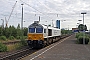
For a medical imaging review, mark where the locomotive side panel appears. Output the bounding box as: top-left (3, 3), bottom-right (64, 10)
top-left (52, 29), bottom-right (61, 36)
top-left (47, 27), bottom-right (61, 37)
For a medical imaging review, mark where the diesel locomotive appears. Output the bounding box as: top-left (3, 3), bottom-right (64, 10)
top-left (27, 21), bottom-right (61, 48)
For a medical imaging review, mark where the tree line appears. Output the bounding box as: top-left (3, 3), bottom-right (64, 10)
top-left (0, 24), bottom-right (28, 40)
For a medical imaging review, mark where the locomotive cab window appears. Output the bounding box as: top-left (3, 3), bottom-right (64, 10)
top-left (36, 28), bottom-right (43, 33)
top-left (29, 28), bottom-right (35, 33)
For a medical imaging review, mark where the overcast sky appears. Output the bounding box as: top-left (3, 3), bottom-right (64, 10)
top-left (0, 0), bottom-right (90, 30)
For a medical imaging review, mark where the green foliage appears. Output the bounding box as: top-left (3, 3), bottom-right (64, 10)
top-left (24, 36), bottom-right (27, 39)
top-left (61, 29), bottom-right (72, 34)
top-left (77, 36), bottom-right (89, 44)
top-left (0, 24), bottom-right (28, 41)
top-left (76, 32), bottom-right (90, 44)
top-left (8, 36), bottom-right (15, 40)
top-left (20, 39), bottom-right (27, 46)
top-left (23, 28), bottom-right (28, 36)
top-left (0, 36), bottom-right (7, 40)
top-left (16, 36), bottom-right (27, 40)
top-left (17, 24), bottom-right (20, 29)
top-left (9, 26), bottom-right (17, 38)
top-left (0, 27), bottom-right (3, 36)
top-left (0, 42), bottom-right (7, 52)
top-left (3, 27), bottom-right (10, 38)
top-left (16, 36), bottom-right (21, 39)
top-left (88, 41), bottom-right (90, 44)
top-left (15, 43), bottom-right (23, 50)
top-left (75, 33), bottom-right (83, 38)
top-left (7, 43), bottom-right (23, 51)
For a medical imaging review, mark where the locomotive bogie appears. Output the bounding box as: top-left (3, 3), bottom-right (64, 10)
top-left (27, 40), bottom-right (44, 48)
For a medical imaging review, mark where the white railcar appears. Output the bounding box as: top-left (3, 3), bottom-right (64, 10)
top-left (42, 25), bottom-right (61, 38)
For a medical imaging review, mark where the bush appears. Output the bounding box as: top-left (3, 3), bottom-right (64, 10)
top-left (8, 36), bottom-right (15, 40)
top-left (0, 36), bottom-right (7, 41)
top-left (77, 36), bottom-right (89, 44)
top-left (75, 33), bottom-right (83, 38)
top-left (20, 39), bottom-right (27, 46)
top-left (24, 36), bottom-right (27, 39)
top-left (16, 36), bottom-right (21, 39)
top-left (0, 42), bottom-right (7, 52)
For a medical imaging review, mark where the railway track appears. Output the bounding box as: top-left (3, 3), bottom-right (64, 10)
top-left (0, 46), bottom-right (39, 60)
top-left (0, 34), bottom-right (72, 60)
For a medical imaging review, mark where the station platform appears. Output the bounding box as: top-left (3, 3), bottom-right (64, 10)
top-left (21, 34), bottom-right (90, 60)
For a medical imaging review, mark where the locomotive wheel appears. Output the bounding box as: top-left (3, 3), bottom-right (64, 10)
top-left (51, 39), bottom-right (53, 43)
top-left (46, 40), bottom-right (49, 46)
top-left (49, 39), bottom-right (52, 44)
top-left (44, 40), bottom-right (47, 47)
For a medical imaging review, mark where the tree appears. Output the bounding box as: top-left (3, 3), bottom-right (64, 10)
top-left (78, 24), bottom-right (87, 31)
top-left (3, 27), bottom-right (10, 38)
top-left (0, 27), bottom-right (2, 36)
top-left (17, 24), bottom-right (21, 36)
top-left (0, 26), bottom-right (4, 36)
top-left (17, 24), bottom-right (20, 29)
top-left (10, 25), bottom-right (17, 38)
top-left (23, 27), bottom-right (28, 36)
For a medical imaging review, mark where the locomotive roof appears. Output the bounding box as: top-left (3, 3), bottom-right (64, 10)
top-left (29, 23), bottom-right (43, 28)
top-left (42, 25), bottom-right (60, 30)
top-left (28, 23), bottom-right (60, 30)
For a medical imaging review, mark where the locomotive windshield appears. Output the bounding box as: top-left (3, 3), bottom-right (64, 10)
top-left (29, 28), bottom-right (35, 33)
top-left (36, 28), bottom-right (43, 33)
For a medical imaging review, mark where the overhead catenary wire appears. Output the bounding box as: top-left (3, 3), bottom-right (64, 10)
top-left (20, 0), bottom-right (81, 17)
top-left (36, 0), bottom-right (53, 13)
top-left (20, 0), bottom-right (42, 14)
top-left (36, 0), bottom-right (60, 21)
top-left (19, 0), bottom-right (74, 26)
top-left (19, 0), bottom-right (88, 24)
top-left (20, 0), bottom-right (55, 21)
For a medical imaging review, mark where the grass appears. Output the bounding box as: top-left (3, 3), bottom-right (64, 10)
top-left (7, 43), bottom-right (23, 51)
top-left (88, 41), bottom-right (90, 45)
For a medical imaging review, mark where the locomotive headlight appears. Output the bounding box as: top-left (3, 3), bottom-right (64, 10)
top-left (28, 36), bottom-right (31, 40)
top-left (39, 37), bottom-right (42, 40)
top-left (28, 40), bottom-right (32, 44)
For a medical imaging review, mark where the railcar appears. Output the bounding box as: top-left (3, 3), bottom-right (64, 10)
top-left (27, 21), bottom-right (61, 48)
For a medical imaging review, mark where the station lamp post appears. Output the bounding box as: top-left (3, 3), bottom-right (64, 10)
top-left (21, 4), bottom-right (24, 30)
top-left (21, 4), bottom-right (24, 40)
top-left (81, 12), bottom-right (87, 45)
